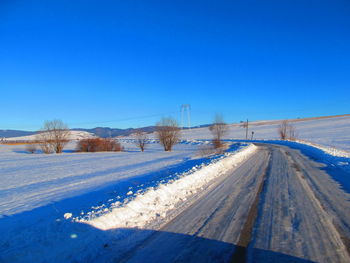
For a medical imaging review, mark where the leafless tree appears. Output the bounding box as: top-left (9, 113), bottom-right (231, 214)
top-left (209, 114), bottom-right (228, 148)
top-left (36, 120), bottom-right (71, 153)
top-left (134, 129), bottom-right (147, 152)
top-left (278, 120), bottom-right (296, 140)
top-left (36, 130), bottom-right (52, 154)
top-left (156, 117), bottom-right (181, 151)
top-left (287, 124), bottom-right (296, 140)
top-left (278, 120), bottom-right (288, 140)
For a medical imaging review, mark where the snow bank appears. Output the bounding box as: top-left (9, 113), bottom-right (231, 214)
top-left (294, 139), bottom-right (350, 158)
top-left (82, 144), bottom-right (257, 230)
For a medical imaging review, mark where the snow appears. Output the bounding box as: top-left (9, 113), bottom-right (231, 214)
top-left (260, 140), bottom-right (350, 193)
top-left (293, 139), bottom-right (350, 158)
top-left (248, 144), bottom-right (350, 263)
top-left (82, 144), bottom-right (257, 231)
top-left (0, 114), bottom-right (350, 262)
top-left (179, 115), bottom-right (350, 152)
top-left (64, 213), bottom-right (73, 219)
top-left (0, 141), bottom-right (253, 262)
top-left (4, 130), bottom-right (95, 141)
top-left (0, 142), bottom-right (200, 216)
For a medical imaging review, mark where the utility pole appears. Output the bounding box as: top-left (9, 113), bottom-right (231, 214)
top-left (181, 104), bottom-right (191, 130)
top-left (245, 119), bottom-right (249, 140)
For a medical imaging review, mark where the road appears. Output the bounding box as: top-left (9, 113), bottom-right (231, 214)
top-left (119, 144), bottom-right (350, 263)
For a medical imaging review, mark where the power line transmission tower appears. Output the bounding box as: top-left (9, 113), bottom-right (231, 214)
top-left (181, 104), bottom-right (191, 130)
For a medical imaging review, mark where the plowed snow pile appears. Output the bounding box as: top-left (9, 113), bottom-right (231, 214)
top-left (82, 144), bottom-right (257, 230)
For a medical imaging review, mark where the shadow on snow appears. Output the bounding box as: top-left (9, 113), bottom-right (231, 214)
top-left (0, 220), bottom-right (316, 263)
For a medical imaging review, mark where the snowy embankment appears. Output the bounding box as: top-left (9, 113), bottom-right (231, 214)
top-left (81, 144), bottom-right (257, 230)
top-left (293, 139), bottom-right (350, 158)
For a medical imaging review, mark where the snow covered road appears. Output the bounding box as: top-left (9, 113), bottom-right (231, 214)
top-left (122, 144), bottom-right (350, 263)
top-left (251, 144), bottom-right (350, 263)
top-left (120, 146), bottom-right (269, 262)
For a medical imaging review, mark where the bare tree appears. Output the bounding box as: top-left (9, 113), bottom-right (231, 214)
top-left (36, 130), bottom-right (52, 154)
top-left (134, 129), bottom-right (147, 152)
top-left (278, 120), bottom-right (296, 140)
top-left (287, 124), bottom-right (296, 140)
top-left (36, 120), bottom-right (71, 153)
top-left (156, 117), bottom-right (181, 151)
top-left (209, 114), bottom-right (228, 148)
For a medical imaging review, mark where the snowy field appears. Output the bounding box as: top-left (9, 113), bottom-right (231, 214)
top-left (0, 140), bottom-right (253, 262)
top-left (4, 130), bottom-right (95, 141)
top-left (0, 141), bottom-right (200, 216)
top-left (0, 114), bottom-right (350, 262)
top-left (181, 115), bottom-right (350, 152)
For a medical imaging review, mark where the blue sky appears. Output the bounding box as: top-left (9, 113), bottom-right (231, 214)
top-left (0, 0), bottom-right (349, 130)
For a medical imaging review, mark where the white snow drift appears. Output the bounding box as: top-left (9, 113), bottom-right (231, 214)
top-left (82, 144), bottom-right (257, 230)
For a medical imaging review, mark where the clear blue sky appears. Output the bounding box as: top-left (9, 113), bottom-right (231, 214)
top-left (0, 0), bottom-right (349, 130)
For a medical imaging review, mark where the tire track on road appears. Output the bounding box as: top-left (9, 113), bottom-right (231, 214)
top-left (230, 151), bottom-right (271, 263)
top-left (286, 151), bottom-right (350, 261)
top-left (250, 144), bottom-right (350, 263)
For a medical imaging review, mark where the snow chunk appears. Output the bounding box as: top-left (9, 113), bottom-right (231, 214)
top-left (64, 213), bottom-right (73, 219)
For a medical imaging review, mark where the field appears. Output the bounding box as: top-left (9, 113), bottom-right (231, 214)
top-left (180, 114), bottom-right (350, 152)
top-left (0, 115), bottom-right (350, 262)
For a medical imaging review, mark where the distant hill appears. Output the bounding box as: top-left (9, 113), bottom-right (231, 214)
top-left (72, 126), bottom-right (158, 138)
top-left (0, 126), bottom-right (159, 138)
top-left (73, 124), bottom-right (212, 138)
top-left (3, 113), bottom-right (347, 139)
top-left (0, 125), bottom-right (208, 139)
top-left (0, 130), bottom-right (36, 138)
top-left (4, 131), bottom-right (94, 141)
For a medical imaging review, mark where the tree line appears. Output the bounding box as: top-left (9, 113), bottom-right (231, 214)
top-left (26, 116), bottom-right (296, 154)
